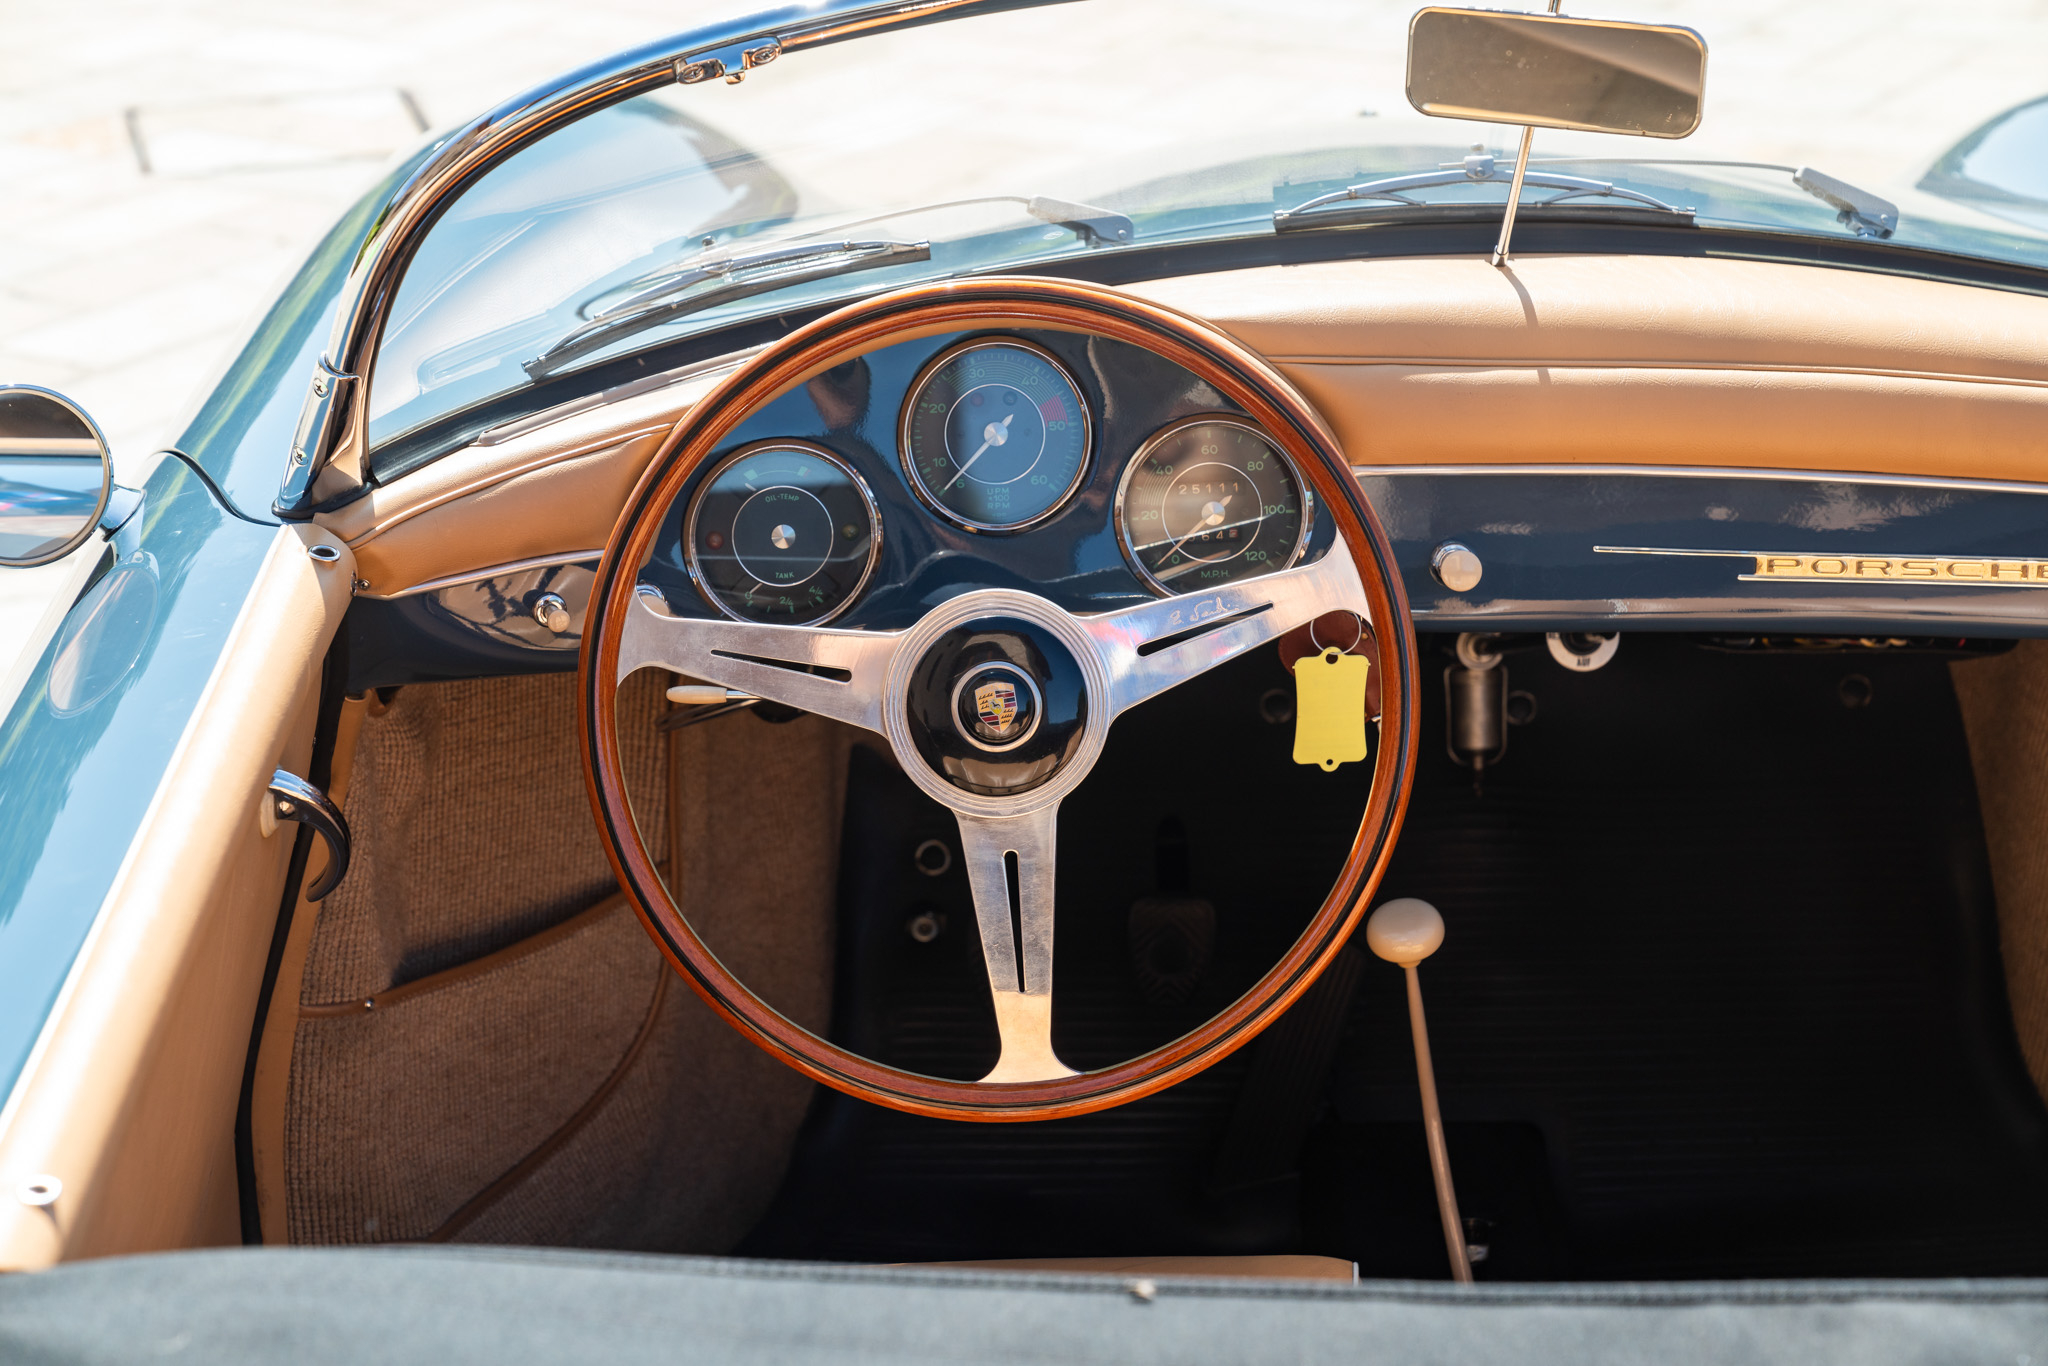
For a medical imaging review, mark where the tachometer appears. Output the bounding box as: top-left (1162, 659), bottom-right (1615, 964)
top-left (899, 338), bottom-right (1091, 531)
top-left (1115, 416), bottom-right (1312, 593)
top-left (685, 442), bottom-right (880, 624)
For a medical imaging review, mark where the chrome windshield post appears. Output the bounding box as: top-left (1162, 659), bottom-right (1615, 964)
top-left (271, 0), bottom-right (1083, 520)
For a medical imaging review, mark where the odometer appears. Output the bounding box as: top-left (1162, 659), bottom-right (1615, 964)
top-left (899, 338), bottom-right (1091, 531)
top-left (685, 442), bottom-right (880, 624)
top-left (1115, 416), bottom-right (1312, 593)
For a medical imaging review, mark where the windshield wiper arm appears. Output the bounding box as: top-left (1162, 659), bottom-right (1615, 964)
top-left (786, 194), bottom-right (1134, 247)
top-left (526, 238), bottom-right (929, 380)
top-left (1791, 167), bottom-right (1898, 238)
top-left (1275, 146), bottom-right (1689, 230)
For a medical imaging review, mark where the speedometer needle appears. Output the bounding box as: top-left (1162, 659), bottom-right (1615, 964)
top-left (1160, 494), bottom-right (1233, 560)
top-left (944, 412), bottom-right (1014, 491)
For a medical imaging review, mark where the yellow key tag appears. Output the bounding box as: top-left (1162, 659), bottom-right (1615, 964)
top-left (1293, 647), bottom-right (1370, 771)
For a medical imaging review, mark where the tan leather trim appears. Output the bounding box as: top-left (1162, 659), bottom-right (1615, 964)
top-left (249, 695), bottom-right (371, 1244)
top-left (317, 358), bottom-right (738, 599)
top-left (906, 1254), bottom-right (1357, 1282)
top-left (1126, 255), bottom-right (2048, 381)
top-left (1282, 363), bottom-right (2048, 480)
top-left (1126, 255), bottom-right (2048, 483)
top-left (331, 426), bottom-right (668, 598)
top-left (0, 525), bottom-right (355, 1270)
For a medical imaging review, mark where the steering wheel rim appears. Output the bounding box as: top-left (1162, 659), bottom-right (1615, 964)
top-left (581, 276), bottom-right (1419, 1121)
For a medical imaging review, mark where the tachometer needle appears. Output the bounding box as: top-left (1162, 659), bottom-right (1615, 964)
top-left (944, 412), bottom-right (1014, 490)
top-left (1160, 494), bottom-right (1233, 560)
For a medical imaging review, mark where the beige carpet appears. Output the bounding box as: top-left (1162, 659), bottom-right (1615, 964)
top-left (284, 670), bottom-right (849, 1250)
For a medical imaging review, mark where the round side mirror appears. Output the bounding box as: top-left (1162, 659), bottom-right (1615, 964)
top-left (0, 386), bottom-right (114, 568)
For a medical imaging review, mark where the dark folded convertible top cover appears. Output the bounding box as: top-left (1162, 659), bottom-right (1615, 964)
top-left (2, 1246), bottom-right (2045, 1365)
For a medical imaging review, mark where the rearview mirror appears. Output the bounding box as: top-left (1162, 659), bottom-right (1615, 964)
top-left (1407, 8), bottom-right (1706, 139)
top-left (0, 386), bottom-right (114, 568)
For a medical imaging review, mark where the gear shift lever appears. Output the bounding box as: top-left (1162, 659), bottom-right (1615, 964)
top-left (1366, 897), bottom-right (1472, 1283)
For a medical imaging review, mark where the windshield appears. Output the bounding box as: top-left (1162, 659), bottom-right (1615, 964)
top-left (368, 0), bottom-right (2048, 457)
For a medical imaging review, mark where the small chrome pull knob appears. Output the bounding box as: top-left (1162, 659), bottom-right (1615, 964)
top-left (533, 592), bottom-right (571, 634)
top-left (1431, 542), bottom-right (1483, 593)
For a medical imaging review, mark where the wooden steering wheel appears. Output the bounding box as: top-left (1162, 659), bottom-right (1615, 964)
top-left (581, 277), bottom-right (1418, 1121)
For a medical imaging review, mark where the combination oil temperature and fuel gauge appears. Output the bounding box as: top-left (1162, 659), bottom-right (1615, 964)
top-left (685, 442), bottom-right (881, 625)
top-left (899, 338), bottom-right (1092, 531)
top-left (1115, 416), bottom-right (1313, 593)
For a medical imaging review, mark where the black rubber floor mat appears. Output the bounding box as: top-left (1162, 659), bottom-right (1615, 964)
top-left (742, 648), bottom-right (1368, 1262)
top-left (743, 635), bottom-right (2048, 1278)
top-left (1311, 635), bottom-right (2048, 1279)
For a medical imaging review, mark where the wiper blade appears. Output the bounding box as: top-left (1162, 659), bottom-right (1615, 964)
top-left (787, 194), bottom-right (1135, 246)
top-left (1791, 167), bottom-right (1898, 238)
top-left (526, 238), bottom-right (929, 380)
top-left (1275, 146), bottom-right (1690, 230)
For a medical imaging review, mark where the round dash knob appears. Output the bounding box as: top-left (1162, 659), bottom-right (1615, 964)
top-left (1366, 897), bottom-right (1445, 967)
top-left (1431, 542), bottom-right (1483, 593)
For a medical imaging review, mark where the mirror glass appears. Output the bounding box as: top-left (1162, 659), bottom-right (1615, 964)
top-left (1407, 8), bottom-right (1706, 139)
top-left (0, 387), bottom-right (113, 567)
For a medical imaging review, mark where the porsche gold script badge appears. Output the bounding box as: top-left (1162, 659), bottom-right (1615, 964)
top-left (1597, 546), bottom-right (2048, 585)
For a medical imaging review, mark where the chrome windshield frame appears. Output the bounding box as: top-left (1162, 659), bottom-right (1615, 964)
top-left (274, 0), bottom-right (1083, 519)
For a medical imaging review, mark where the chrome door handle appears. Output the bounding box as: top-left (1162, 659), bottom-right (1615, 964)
top-left (267, 769), bottom-right (350, 900)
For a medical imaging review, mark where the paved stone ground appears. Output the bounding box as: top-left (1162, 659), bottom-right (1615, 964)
top-left (0, 0), bottom-right (2044, 667)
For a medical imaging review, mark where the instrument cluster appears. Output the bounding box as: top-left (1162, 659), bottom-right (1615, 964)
top-left (678, 332), bottom-right (1318, 627)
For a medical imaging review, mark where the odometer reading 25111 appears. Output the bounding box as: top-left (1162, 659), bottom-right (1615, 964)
top-left (899, 338), bottom-right (1091, 531)
top-left (1115, 416), bottom-right (1313, 594)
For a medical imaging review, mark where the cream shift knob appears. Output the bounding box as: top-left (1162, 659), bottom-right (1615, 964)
top-left (1366, 897), bottom-right (1445, 968)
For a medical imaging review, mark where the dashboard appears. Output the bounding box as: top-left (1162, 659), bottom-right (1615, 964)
top-left (635, 327), bottom-right (1332, 634)
top-left (330, 254), bottom-right (2048, 695)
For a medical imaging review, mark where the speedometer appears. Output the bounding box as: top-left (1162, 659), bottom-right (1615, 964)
top-left (899, 338), bottom-right (1091, 531)
top-left (685, 442), bottom-right (880, 624)
top-left (1115, 416), bottom-right (1312, 593)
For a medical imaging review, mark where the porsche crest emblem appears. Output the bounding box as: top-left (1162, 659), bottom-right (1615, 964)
top-left (975, 680), bottom-right (1019, 733)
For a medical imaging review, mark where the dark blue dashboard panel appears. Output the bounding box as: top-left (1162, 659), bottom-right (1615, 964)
top-left (1369, 467), bottom-right (2048, 637)
top-left (346, 406), bottom-right (2048, 689)
top-left (635, 326), bottom-right (1335, 631)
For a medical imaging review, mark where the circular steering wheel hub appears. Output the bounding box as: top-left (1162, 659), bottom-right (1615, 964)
top-left (905, 619), bottom-right (1084, 797)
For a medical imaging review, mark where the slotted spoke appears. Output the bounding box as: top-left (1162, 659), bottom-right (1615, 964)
top-left (954, 805), bottom-right (1077, 1084)
top-left (616, 590), bottom-right (901, 734)
top-left (1081, 538), bottom-right (1372, 720)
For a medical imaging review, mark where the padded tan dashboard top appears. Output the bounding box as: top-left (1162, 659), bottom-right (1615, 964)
top-left (1125, 254), bottom-right (2048, 479)
top-left (323, 253), bottom-right (2048, 598)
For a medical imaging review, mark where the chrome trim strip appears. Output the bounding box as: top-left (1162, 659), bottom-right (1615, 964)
top-left (475, 348), bottom-right (760, 447)
top-left (1352, 462), bottom-right (2048, 498)
top-left (277, 0), bottom-right (1082, 517)
top-left (358, 549), bottom-right (603, 601)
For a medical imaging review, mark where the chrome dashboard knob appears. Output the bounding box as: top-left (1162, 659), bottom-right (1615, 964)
top-left (533, 592), bottom-right (571, 635)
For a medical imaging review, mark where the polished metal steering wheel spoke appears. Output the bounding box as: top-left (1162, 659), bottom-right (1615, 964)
top-left (953, 804), bottom-right (1078, 1084)
top-left (616, 590), bottom-right (901, 733)
top-left (1081, 538), bottom-right (1373, 721)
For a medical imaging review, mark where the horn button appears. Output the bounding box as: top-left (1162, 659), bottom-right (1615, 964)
top-left (904, 618), bottom-right (1088, 798)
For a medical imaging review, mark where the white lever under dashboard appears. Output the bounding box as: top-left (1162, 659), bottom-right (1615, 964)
top-left (1366, 897), bottom-right (1473, 1284)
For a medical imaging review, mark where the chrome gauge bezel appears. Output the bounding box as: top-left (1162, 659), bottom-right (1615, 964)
top-left (1113, 414), bottom-right (1316, 597)
top-left (682, 438), bottom-right (883, 626)
top-left (897, 336), bottom-right (1094, 534)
